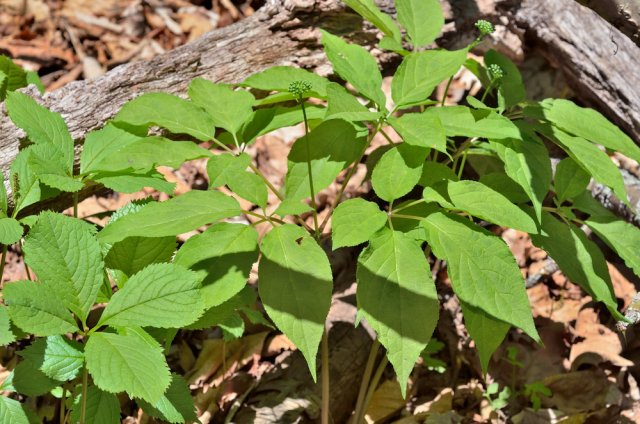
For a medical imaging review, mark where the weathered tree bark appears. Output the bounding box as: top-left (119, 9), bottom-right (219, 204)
top-left (577, 0), bottom-right (640, 45)
top-left (1, 0), bottom-right (639, 217)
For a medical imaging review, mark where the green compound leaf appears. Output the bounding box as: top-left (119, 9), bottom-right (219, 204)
top-left (241, 66), bottom-right (329, 98)
top-left (10, 147), bottom-right (54, 213)
top-left (422, 211), bottom-right (539, 341)
top-left (105, 235), bottom-right (175, 278)
top-left (186, 286), bottom-right (256, 330)
top-left (419, 162), bottom-right (459, 187)
top-left (285, 119), bottom-right (364, 201)
top-left (431, 106), bottom-right (520, 139)
top-left (389, 111), bottom-right (446, 152)
top-left (332, 198), bottom-right (387, 249)
top-left (422, 180), bottom-right (538, 233)
top-left (207, 153), bottom-right (252, 187)
top-left (174, 223), bottom-right (259, 309)
top-left (80, 123), bottom-right (142, 174)
top-left (5, 92), bottom-right (74, 169)
top-left (484, 50), bottom-right (526, 110)
top-left (0, 56), bottom-right (27, 93)
top-left (0, 218), bottom-right (23, 245)
top-left (229, 171), bottom-right (268, 209)
top-left (461, 301), bottom-right (510, 373)
top-left (99, 263), bottom-right (204, 328)
top-left (342, 0), bottom-right (401, 41)
top-left (529, 211), bottom-right (622, 320)
top-left (392, 49), bottom-right (467, 109)
top-left (541, 98), bottom-right (640, 162)
top-left (27, 144), bottom-right (83, 192)
top-left (188, 78), bottom-right (255, 136)
top-left (491, 131), bottom-right (551, 223)
top-left (321, 30), bottom-right (386, 108)
top-left (85, 328), bottom-right (171, 403)
top-left (25, 71), bottom-right (44, 94)
top-left (326, 83), bottom-right (382, 122)
top-left (574, 193), bottom-right (640, 277)
top-left (97, 190), bottom-right (241, 244)
top-left (0, 305), bottom-right (15, 346)
top-left (70, 386), bottom-right (120, 424)
top-left (23, 211), bottom-right (104, 321)
top-left (396, 0), bottom-right (444, 48)
top-left (137, 374), bottom-right (197, 424)
top-left (554, 157), bottom-right (590, 203)
top-left (12, 359), bottom-right (58, 396)
top-left (539, 125), bottom-right (629, 205)
top-left (232, 104), bottom-right (326, 144)
top-left (4, 281), bottom-right (77, 336)
top-left (19, 336), bottom-right (84, 382)
top-left (357, 229), bottom-right (439, 396)
top-left (479, 172), bottom-right (530, 204)
top-left (372, 143), bottom-right (429, 202)
top-left (114, 92), bottom-right (215, 141)
top-left (0, 396), bottom-right (38, 424)
top-left (258, 225), bottom-right (332, 380)
top-left (94, 172), bottom-right (175, 195)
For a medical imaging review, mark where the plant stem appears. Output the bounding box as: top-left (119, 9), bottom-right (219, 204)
top-left (0, 244), bottom-right (7, 281)
top-left (359, 356), bottom-right (389, 422)
top-left (300, 100), bottom-right (320, 239)
top-left (73, 191), bottom-right (79, 218)
top-left (480, 81), bottom-right (496, 104)
top-left (391, 199), bottom-right (426, 214)
top-left (390, 213), bottom-right (428, 221)
top-left (441, 76), bottom-right (454, 106)
top-left (59, 386), bottom-right (67, 424)
top-left (353, 339), bottom-right (380, 423)
top-left (19, 240), bottom-right (32, 281)
top-left (457, 150), bottom-right (468, 178)
top-left (241, 209), bottom-right (284, 226)
top-left (79, 365), bottom-right (88, 424)
top-left (321, 329), bottom-right (330, 424)
top-left (379, 128), bottom-right (397, 145)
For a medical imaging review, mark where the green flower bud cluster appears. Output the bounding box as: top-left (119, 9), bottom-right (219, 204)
top-left (288, 80), bottom-right (312, 97)
top-left (488, 64), bottom-right (504, 80)
top-left (475, 20), bottom-right (495, 37)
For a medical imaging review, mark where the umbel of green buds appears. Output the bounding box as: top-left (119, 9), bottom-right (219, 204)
top-left (475, 20), bottom-right (495, 37)
top-left (488, 64), bottom-right (504, 81)
top-left (288, 80), bottom-right (313, 98)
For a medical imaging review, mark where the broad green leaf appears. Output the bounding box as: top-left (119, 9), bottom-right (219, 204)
top-left (188, 78), bottom-right (254, 136)
top-left (541, 99), bottom-right (640, 162)
top-left (0, 305), bottom-right (15, 346)
top-left (461, 301), bottom-right (510, 372)
top-left (389, 111), bottom-right (446, 152)
top-left (90, 136), bottom-right (211, 173)
top-left (0, 56), bottom-right (27, 93)
top-left (574, 193), bottom-right (640, 277)
top-left (4, 281), bottom-right (77, 336)
top-left (0, 396), bottom-right (37, 424)
top-left (274, 198), bottom-right (313, 216)
top-left (137, 374), bottom-right (197, 424)
top-left (27, 144), bottom-right (82, 192)
top-left (186, 286), bottom-right (256, 330)
top-left (258, 225), bottom-right (332, 378)
top-left (422, 180), bottom-right (537, 232)
top-left (342, 0), bottom-right (401, 41)
top-left (241, 66), bottom-right (329, 98)
top-left (10, 147), bottom-right (55, 213)
top-left (326, 83), bottom-right (382, 122)
top-left (491, 131), bottom-right (551, 222)
top-left (390, 201), bottom-right (437, 241)
top-left (106, 236), bottom-right (175, 277)
top-left (0, 178), bottom-right (7, 213)
top-left (0, 218), bottom-right (22, 244)
top-left (19, 336), bottom-right (83, 381)
top-left (392, 49), bottom-right (467, 109)
top-left (540, 125), bottom-right (628, 205)
top-left (430, 106), bottom-right (520, 139)
top-left (478, 172), bottom-right (530, 204)
top-left (484, 50), bottom-right (526, 109)
top-left (207, 153), bottom-right (252, 187)
top-left (219, 313), bottom-right (245, 340)
top-left (529, 211), bottom-right (622, 319)
top-left (321, 30), bottom-right (386, 108)
top-left (422, 211), bottom-right (539, 340)
top-left (332, 198), bottom-right (387, 249)
top-left (372, 143), bottom-right (429, 201)
top-left (396, 0), bottom-right (444, 48)
top-left (228, 171), bottom-right (268, 208)
top-left (285, 119), bottom-right (364, 201)
top-left (0, 71), bottom-right (6, 99)
top-left (23, 212), bottom-right (103, 321)
top-left (25, 71), bottom-right (44, 94)
top-left (99, 263), bottom-right (204, 328)
top-left (174, 223), bottom-right (259, 308)
top-left (13, 359), bottom-right (58, 396)
top-left (98, 190), bottom-right (241, 244)
top-left (80, 123), bottom-right (142, 174)
top-left (232, 104), bottom-right (326, 144)
top-left (357, 229), bottom-right (438, 395)
top-left (554, 157), bottom-right (590, 203)
top-left (85, 329), bottom-right (171, 403)
top-left (114, 92), bottom-right (215, 141)
top-left (418, 162), bottom-right (459, 187)
top-left (70, 386), bottom-right (120, 424)
top-left (379, 36), bottom-right (410, 55)
top-left (5, 92), bottom-right (74, 168)
top-left (94, 172), bottom-right (175, 195)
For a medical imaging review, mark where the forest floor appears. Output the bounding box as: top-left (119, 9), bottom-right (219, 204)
top-left (1, 1), bottom-right (640, 423)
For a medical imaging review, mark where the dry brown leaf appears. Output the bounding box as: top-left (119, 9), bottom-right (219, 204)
top-left (541, 370), bottom-right (621, 413)
top-left (262, 334), bottom-right (296, 357)
top-left (364, 379), bottom-right (405, 424)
